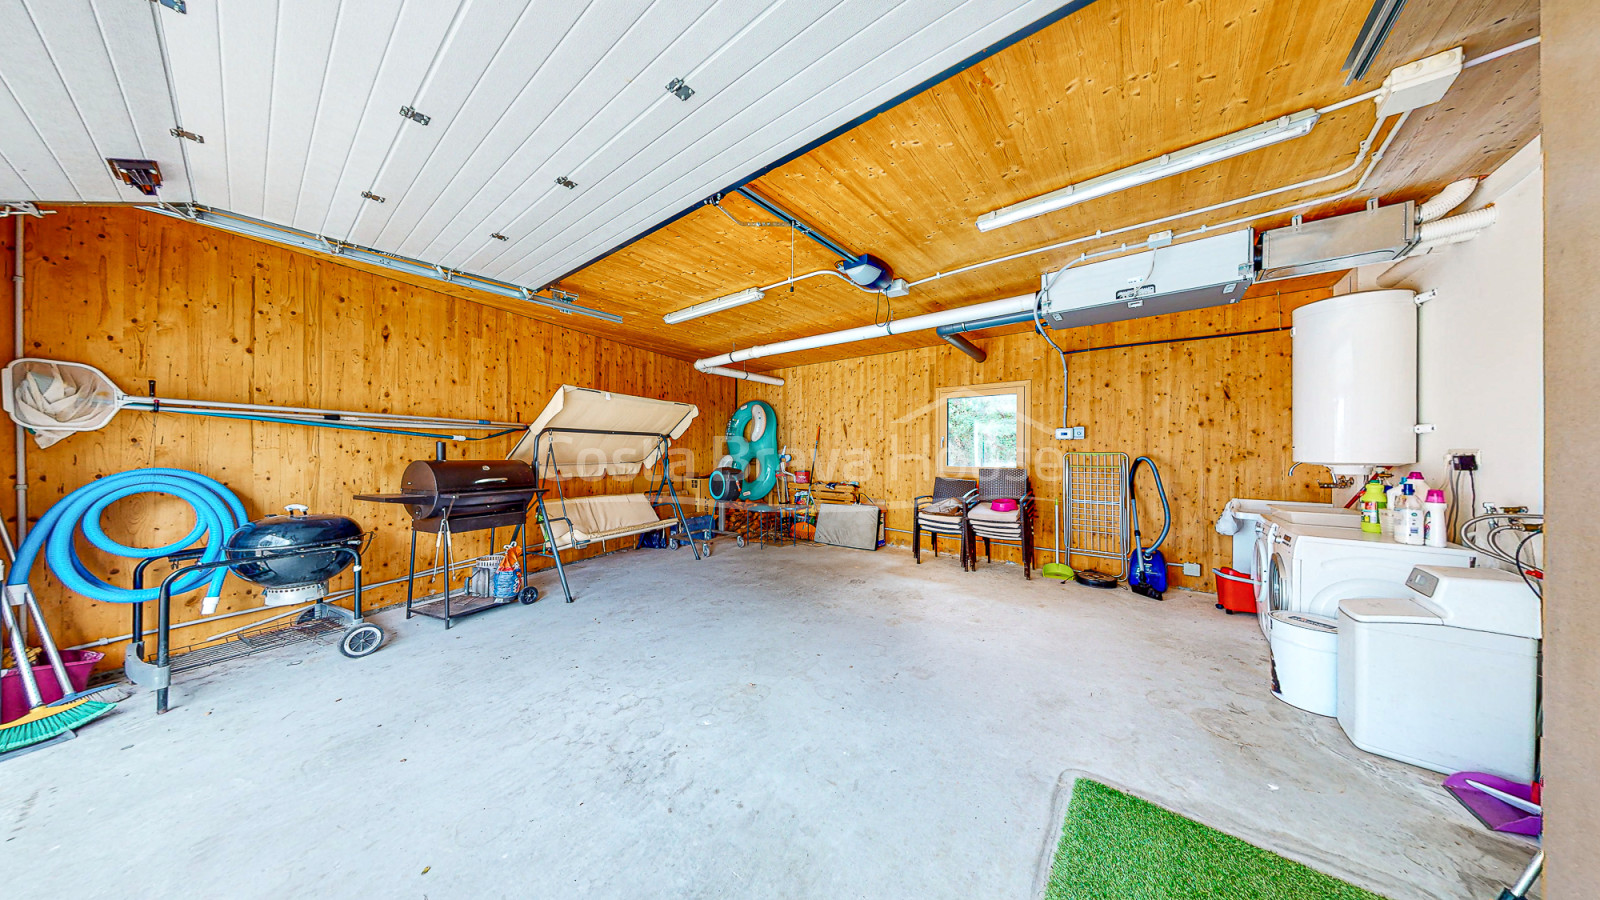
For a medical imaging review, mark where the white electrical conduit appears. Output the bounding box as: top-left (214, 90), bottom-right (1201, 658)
top-left (697, 365), bottom-right (785, 386)
top-left (693, 108), bottom-right (1412, 378)
top-left (695, 292), bottom-right (1040, 377)
top-left (908, 115), bottom-right (1387, 291)
top-left (689, 36), bottom-right (1538, 381)
top-left (903, 38), bottom-right (1536, 294)
top-left (1418, 178), bottom-right (1479, 222)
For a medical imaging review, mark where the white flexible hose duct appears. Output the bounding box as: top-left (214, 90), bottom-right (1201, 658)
top-left (1418, 206), bottom-right (1498, 243)
top-left (1406, 230), bottom-right (1485, 258)
top-left (1417, 178), bottom-right (1478, 223)
top-left (694, 292), bottom-right (1039, 375)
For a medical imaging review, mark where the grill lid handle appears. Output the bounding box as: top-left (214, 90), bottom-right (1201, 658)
top-left (285, 504), bottom-right (309, 517)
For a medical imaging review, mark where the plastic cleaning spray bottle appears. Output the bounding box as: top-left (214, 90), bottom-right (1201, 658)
top-left (1397, 483), bottom-right (1424, 545)
top-left (1424, 488), bottom-right (1448, 547)
top-left (1360, 480), bottom-right (1386, 534)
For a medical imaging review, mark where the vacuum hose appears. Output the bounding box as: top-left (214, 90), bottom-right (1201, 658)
top-left (6, 468), bottom-right (248, 615)
top-left (1129, 455), bottom-right (1170, 560)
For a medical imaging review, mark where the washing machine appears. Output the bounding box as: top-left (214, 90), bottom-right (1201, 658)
top-left (1253, 513), bottom-right (1476, 638)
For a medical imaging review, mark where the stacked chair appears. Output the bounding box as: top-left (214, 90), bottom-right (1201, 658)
top-left (912, 477), bottom-right (978, 570)
top-left (965, 467), bottom-right (1036, 579)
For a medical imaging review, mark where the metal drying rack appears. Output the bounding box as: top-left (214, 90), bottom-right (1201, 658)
top-left (1062, 451), bottom-right (1129, 579)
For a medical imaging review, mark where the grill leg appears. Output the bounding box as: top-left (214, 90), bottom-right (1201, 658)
top-left (405, 530), bottom-right (417, 619)
top-left (442, 529), bottom-right (453, 629)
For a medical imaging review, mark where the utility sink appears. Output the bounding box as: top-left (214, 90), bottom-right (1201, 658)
top-left (1267, 503), bottom-right (1362, 528)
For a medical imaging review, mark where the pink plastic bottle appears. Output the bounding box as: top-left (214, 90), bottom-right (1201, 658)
top-left (1424, 489), bottom-right (1448, 547)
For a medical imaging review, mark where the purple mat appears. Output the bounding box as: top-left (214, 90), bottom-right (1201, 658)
top-left (1443, 772), bottom-right (1541, 836)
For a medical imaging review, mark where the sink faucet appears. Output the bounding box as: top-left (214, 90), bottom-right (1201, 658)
top-left (1287, 461), bottom-right (1354, 490)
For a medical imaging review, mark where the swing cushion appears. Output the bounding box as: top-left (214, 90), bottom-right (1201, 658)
top-left (545, 493), bottom-right (674, 550)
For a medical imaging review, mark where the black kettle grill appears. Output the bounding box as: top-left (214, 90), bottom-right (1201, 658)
top-left (224, 504), bottom-right (365, 606)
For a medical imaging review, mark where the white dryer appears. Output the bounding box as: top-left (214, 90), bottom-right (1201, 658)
top-left (1253, 513), bottom-right (1476, 637)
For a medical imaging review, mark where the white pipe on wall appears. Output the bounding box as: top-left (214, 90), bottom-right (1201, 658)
top-left (12, 216), bottom-right (25, 547)
top-left (695, 365), bottom-right (785, 386)
top-left (693, 292), bottom-right (1039, 372)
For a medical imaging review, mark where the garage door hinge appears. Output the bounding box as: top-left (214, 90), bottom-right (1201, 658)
top-left (152, 0), bottom-right (186, 13)
top-left (399, 106), bottom-right (431, 126)
top-left (170, 127), bottom-right (204, 143)
top-left (360, 191), bottom-right (386, 203)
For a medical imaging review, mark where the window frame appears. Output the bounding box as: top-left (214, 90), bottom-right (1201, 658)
top-left (934, 380), bottom-right (1031, 478)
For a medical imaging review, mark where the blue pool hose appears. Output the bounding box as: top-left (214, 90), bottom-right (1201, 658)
top-left (6, 468), bottom-right (248, 607)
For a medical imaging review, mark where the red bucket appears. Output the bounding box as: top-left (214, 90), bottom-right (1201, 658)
top-left (1215, 567), bottom-right (1258, 615)
top-left (1, 649), bottom-right (104, 723)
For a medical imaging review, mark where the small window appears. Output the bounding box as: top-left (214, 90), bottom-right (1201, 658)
top-left (935, 380), bottom-right (1030, 476)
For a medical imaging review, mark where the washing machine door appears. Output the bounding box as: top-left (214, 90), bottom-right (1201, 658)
top-left (1253, 522), bottom-right (1277, 637)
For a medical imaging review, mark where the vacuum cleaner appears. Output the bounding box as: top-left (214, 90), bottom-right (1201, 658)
top-left (1127, 455), bottom-right (1171, 600)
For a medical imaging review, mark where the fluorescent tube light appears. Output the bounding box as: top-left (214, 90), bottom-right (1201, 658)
top-left (663, 287), bottom-right (765, 324)
top-left (976, 109), bottom-right (1321, 232)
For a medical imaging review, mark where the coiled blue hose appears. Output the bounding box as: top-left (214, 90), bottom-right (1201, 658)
top-left (6, 468), bottom-right (248, 606)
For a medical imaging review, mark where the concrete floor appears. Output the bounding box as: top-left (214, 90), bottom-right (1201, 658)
top-left (1, 544), bottom-right (1537, 898)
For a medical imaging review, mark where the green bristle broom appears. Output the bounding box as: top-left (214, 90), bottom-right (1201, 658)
top-left (0, 561), bottom-right (115, 755)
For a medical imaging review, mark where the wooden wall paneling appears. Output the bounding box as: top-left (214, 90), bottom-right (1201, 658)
top-left (752, 289), bottom-right (1330, 591)
top-left (18, 208), bottom-right (734, 666)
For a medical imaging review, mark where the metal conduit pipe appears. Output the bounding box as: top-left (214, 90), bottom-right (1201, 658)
top-left (732, 187), bottom-right (859, 264)
top-left (12, 216), bottom-right (25, 548)
top-left (936, 310), bottom-right (1042, 336)
top-left (940, 332), bottom-right (987, 362)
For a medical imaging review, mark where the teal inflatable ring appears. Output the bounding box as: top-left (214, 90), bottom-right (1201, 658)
top-left (715, 400), bottom-right (780, 502)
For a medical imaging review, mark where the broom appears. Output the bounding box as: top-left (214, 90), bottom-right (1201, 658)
top-left (0, 563), bottom-right (115, 754)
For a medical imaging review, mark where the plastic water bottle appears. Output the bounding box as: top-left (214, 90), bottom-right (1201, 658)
top-left (1424, 489), bottom-right (1448, 547)
top-left (1397, 484), bottom-right (1424, 545)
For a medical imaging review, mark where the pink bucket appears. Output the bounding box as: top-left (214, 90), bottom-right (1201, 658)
top-left (1, 649), bottom-right (104, 723)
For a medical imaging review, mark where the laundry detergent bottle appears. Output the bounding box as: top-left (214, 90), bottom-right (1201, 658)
top-left (1397, 483), bottom-right (1424, 545)
top-left (1424, 488), bottom-right (1448, 547)
top-left (1360, 480), bottom-right (1386, 534)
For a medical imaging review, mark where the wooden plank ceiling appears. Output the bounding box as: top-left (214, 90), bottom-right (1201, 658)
top-left (560, 0), bottom-right (1540, 370)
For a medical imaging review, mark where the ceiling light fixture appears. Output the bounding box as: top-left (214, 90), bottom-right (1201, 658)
top-left (663, 287), bottom-right (764, 324)
top-left (976, 109), bottom-right (1321, 232)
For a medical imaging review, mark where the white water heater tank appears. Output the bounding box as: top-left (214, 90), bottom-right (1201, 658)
top-left (1293, 290), bottom-right (1417, 474)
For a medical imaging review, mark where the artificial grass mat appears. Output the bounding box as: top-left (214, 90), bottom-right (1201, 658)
top-left (1044, 779), bottom-right (1390, 900)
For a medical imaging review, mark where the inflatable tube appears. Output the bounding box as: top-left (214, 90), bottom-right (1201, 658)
top-left (718, 400), bottom-right (780, 501)
top-left (7, 468), bottom-right (248, 614)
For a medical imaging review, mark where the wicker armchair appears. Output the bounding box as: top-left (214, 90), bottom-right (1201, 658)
top-left (965, 468), bottom-right (1036, 579)
top-left (912, 477), bottom-right (978, 570)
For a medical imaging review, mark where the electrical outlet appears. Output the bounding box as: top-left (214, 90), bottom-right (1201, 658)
top-left (1055, 426), bottom-right (1086, 440)
top-left (1447, 449), bottom-right (1480, 471)
top-left (1182, 562), bottom-right (1201, 577)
